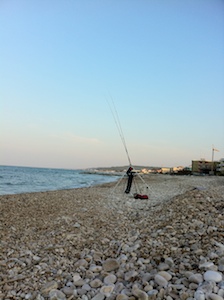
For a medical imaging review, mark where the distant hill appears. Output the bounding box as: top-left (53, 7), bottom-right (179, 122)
top-left (93, 165), bottom-right (162, 171)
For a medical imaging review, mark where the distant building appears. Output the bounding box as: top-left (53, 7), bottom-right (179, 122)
top-left (160, 167), bottom-right (171, 174)
top-left (192, 159), bottom-right (218, 175)
top-left (141, 168), bottom-right (151, 174)
top-left (171, 166), bottom-right (184, 173)
top-left (216, 158), bottom-right (224, 175)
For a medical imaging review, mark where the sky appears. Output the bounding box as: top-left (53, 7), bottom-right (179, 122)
top-left (1, 0), bottom-right (224, 169)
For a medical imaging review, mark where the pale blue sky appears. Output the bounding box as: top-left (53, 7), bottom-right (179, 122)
top-left (1, 0), bottom-right (224, 169)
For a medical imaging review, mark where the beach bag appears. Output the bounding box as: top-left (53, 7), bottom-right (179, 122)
top-left (134, 194), bottom-right (148, 200)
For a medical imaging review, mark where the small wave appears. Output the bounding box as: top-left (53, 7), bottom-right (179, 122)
top-left (0, 166), bottom-right (119, 195)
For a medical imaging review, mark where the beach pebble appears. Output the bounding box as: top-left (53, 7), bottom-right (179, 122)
top-left (90, 264), bottom-right (103, 272)
top-left (41, 281), bottom-right (58, 296)
top-left (93, 251), bottom-right (103, 261)
top-left (194, 290), bottom-right (205, 300)
top-left (77, 288), bottom-right (88, 296)
top-left (86, 270), bottom-right (95, 278)
top-left (49, 289), bottom-right (66, 300)
top-left (208, 294), bottom-right (223, 300)
top-left (100, 284), bottom-right (115, 297)
top-left (116, 294), bottom-right (129, 300)
top-left (204, 271), bottom-right (222, 282)
top-left (2, 174), bottom-right (224, 300)
top-left (103, 258), bottom-right (119, 271)
top-left (73, 279), bottom-right (85, 286)
top-left (147, 289), bottom-right (158, 299)
top-left (90, 279), bottom-right (103, 288)
top-left (36, 295), bottom-right (44, 300)
top-left (158, 271), bottom-right (172, 281)
top-left (25, 293), bottom-right (32, 299)
top-left (142, 272), bottom-right (153, 283)
top-left (189, 273), bottom-right (203, 284)
top-left (33, 255), bottom-right (41, 262)
top-left (218, 258), bottom-right (224, 272)
top-left (61, 286), bottom-right (74, 296)
top-left (104, 274), bottom-right (117, 284)
top-left (165, 257), bottom-right (174, 267)
top-left (75, 259), bottom-right (88, 268)
top-left (197, 281), bottom-right (214, 294)
top-left (114, 282), bottom-right (125, 294)
top-left (158, 263), bottom-right (169, 271)
top-left (73, 273), bottom-right (81, 282)
top-left (218, 289), bottom-right (224, 297)
top-left (82, 283), bottom-right (91, 292)
top-left (119, 254), bottom-right (128, 263)
top-left (154, 274), bottom-right (168, 287)
top-left (91, 293), bottom-right (105, 300)
top-left (132, 284), bottom-right (148, 300)
top-left (199, 262), bottom-right (215, 270)
top-left (124, 270), bottom-right (138, 281)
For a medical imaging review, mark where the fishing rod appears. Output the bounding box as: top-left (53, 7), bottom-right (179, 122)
top-left (106, 96), bottom-right (132, 166)
top-left (106, 95), bottom-right (149, 198)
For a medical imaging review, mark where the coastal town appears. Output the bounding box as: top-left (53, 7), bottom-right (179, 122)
top-left (86, 157), bottom-right (224, 176)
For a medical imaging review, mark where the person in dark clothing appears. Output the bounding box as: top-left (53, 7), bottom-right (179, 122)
top-left (125, 167), bottom-right (134, 193)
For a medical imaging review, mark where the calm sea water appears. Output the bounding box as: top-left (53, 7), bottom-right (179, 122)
top-left (0, 165), bottom-right (119, 195)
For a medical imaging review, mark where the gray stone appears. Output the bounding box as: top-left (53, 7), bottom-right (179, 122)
top-left (104, 274), bottom-right (117, 284)
top-left (41, 281), bottom-right (58, 297)
top-left (189, 273), bottom-right (203, 284)
top-left (197, 281), bottom-right (214, 294)
top-left (204, 271), bottom-right (222, 282)
top-left (208, 294), bottom-right (223, 300)
top-left (61, 286), bottom-right (74, 296)
top-left (73, 279), bottom-right (85, 286)
top-left (132, 284), bottom-right (148, 300)
top-left (73, 273), bottom-right (81, 282)
top-left (82, 283), bottom-right (91, 291)
top-left (91, 292), bottom-right (105, 300)
top-left (90, 279), bottom-right (103, 288)
top-left (158, 263), bottom-right (169, 271)
top-left (77, 288), bottom-right (87, 296)
top-left (90, 264), bottom-right (103, 272)
top-left (158, 271), bottom-right (172, 281)
top-left (154, 274), bottom-right (168, 287)
top-left (124, 270), bottom-right (138, 281)
top-left (75, 259), bottom-right (88, 268)
top-left (147, 289), bottom-right (158, 300)
top-left (194, 290), bottom-right (205, 300)
top-left (218, 258), bottom-right (224, 272)
top-left (49, 289), bottom-right (66, 300)
top-left (116, 295), bottom-right (129, 300)
top-left (103, 259), bottom-right (119, 272)
top-left (100, 285), bottom-right (115, 297)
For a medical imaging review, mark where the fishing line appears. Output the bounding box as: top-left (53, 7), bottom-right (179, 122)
top-left (106, 94), bottom-right (150, 197)
top-left (106, 99), bottom-right (125, 152)
top-left (106, 95), bottom-right (132, 166)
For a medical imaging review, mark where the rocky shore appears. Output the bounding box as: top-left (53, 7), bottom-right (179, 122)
top-left (0, 174), bottom-right (224, 300)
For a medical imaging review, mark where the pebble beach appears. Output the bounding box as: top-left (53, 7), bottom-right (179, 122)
top-left (0, 174), bottom-right (224, 300)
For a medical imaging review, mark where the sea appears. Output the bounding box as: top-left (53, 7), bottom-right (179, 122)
top-left (0, 165), bottom-right (120, 195)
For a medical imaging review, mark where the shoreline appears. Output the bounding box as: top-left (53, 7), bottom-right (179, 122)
top-left (1, 174), bottom-right (224, 299)
top-left (0, 169), bottom-right (121, 196)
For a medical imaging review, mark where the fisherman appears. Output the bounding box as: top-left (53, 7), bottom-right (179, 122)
top-left (125, 166), bottom-right (134, 193)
